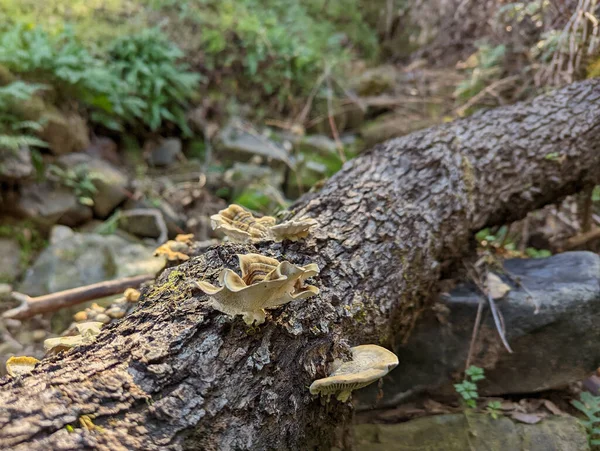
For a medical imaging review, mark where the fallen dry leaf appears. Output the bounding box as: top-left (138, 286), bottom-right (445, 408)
top-left (542, 399), bottom-right (564, 415)
top-left (511, 412), bottom-right (545, 424)
top-left (487, 272), bottom-right (511, 300)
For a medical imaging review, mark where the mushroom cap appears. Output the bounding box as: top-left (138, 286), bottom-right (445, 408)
top-left (5, 356), bottom-right (40, 377)
top-left (309, 345), bottom-right (398, 400)
top-left (211, 204), bottom-right (317, 243)
top-left (44, 335), bottom-right (88, 353)
top-left (211, 204), bottom-right (275, 242)
top-left (195, 253), bottom-right (319, 325)
top-left (43, 322), bottom-right (103, 354)
top-left (75, 321), bottom-right (104, 337)
top-left (154, 241), bottom-right (190, 261)
top-left (175, 233), bottom-right (195, 244)
top-left (270, 217), bottom-right (318, 241)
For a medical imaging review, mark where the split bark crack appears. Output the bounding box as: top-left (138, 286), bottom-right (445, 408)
top-left (1, 79), bottom-right (599, 451)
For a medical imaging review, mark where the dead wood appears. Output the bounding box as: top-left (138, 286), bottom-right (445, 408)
top-left (2, 274), bottom-right (154, 321)
top-left (0, 79), bottom-right (599, 451)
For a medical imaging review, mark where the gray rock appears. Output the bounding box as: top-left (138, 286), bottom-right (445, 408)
top-left (215, 118), bottom-right (290, 165)
top-left (0, 146), bottom-right (33, 181)
top-left (118, 208), bottom-right (168, 242)
top-left (353, 414), bottom-right (589, 451)
top-left (0, 239), bottom-right (21, 283)
top-left (57, 153), bottom-right (129, 218)
top-left (0, 283), bottom-right (12, 306)
top-left (18, 226), bottom-right (165, 296)
top-left (358, 251), bottom-right (600, 406)
top-left (49, 225), bottom-right (75, 245)
top-left (279, 133), bottom-right (338, 157)
top-left (0, 283), bottom-right (12, 296)
top-left (40, 110), bottom-right (90, 155)
top-left (16, 182), bottom-right (93, 227)
top-left (350, 65), bottom-right (397, 96)
top-left (146, 138), bottom-right (182, 167)
top-left (121, 198), bottom-right (186, 239)
top-left (85, 136), bottom-right (120, 166)
top-left (223, 162), bottom-right (285, 198)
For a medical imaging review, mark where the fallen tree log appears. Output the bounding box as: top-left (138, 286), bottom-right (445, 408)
top-left (0, 80), bottom-right (599, 451)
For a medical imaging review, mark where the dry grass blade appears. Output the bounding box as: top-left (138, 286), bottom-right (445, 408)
top-left (465, 264), bottom-right (514, 364)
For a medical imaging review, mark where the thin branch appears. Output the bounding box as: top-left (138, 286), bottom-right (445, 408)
top-left (579, 185), bottom-right (594, 233)
top-left (466, 264), bottom-right (514, 356)
top-left (465, 299), bottom-right (484, 371)
top-left (2, 274), bottom-right (154, 320)
top-left (487, 293), bottom-right (514, 353)
top-left (519, 215), bottom-right (530, 253)
top-left (455, 76), bottom-right (520, 117)
top-left (562, 227), bottom-right (600, 250)
top-left (295, 69), bottom-right (329, 126)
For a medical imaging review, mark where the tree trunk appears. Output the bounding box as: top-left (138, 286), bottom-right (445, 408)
top-left (1, 80), bottom-right (599, 451)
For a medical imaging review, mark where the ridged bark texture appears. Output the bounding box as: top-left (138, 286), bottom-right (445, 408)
top-left (1, 80), bottom-right (599, 450)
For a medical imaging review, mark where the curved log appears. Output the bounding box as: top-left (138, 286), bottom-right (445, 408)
top-left (1, 79), bottom-right (599, 450)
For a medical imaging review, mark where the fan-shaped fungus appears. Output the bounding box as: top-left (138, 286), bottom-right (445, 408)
top-left (44, 321), bottom-right (104, 353)
top-left (5, 356), bottom-right (40, 377)
top-left (210, 204), bottom-right (317, 243)
top-left (195, 253), bottom-right (319, 325)
top-left (309, 345), bottom-right (399, 402)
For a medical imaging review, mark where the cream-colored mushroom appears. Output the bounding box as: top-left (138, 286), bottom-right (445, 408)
top-left (5, 356), bottom-right (40, 377)
top-left (309, 345), bottom-right (399, 402)
top-left (154, 240), bottom-right (190, 261)
top-left (211, 204), bottom-right (275, 243)
top-left (44, 321), bottom-right (104, 353)
top-left (195, 253), bottom-right (319, 325)
top-left (210, 204), bottom-right (317, 243)
top-left (270, 218), bottom-right (318, 242)
top-left (75, 321), bottom-right (104, 337)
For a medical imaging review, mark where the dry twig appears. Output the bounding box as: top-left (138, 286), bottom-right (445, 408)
top-left (2, 274), bottom-right (154, 320)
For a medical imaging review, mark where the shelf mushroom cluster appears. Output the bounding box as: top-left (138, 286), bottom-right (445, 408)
top-left (310, 345), bottom-right (399, 402)
top-left (204, 204), bottom-right (400, 402)
top-left (211, 204), bottom-right (317, 243)
top-left (195, 253), bottom-right (319, 325)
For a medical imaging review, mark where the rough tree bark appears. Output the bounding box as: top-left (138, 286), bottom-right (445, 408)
top-left (1, 80), bottom-right (599, 451)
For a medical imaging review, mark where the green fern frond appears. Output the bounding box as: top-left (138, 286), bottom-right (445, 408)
top-left (10, 120), bottom-right (44, 132)
top-left (0, 134), bottom-right (47, 150)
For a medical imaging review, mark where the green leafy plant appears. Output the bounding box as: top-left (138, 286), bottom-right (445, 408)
top-left (0, 24), bottom-right (199, 134)
top-left (146, 0), bottom-right (377, 115)
top-left (93, 210), bottom-right (121, 235)
top-left (455, 366), bottom-right (503, 419)
top-left (105, 28), bottom-right (201, 135)
top-left (455, 365), bottom-right (485, 408)
top-left (592, 186), bottom-right (600, 202)
top-left (572, 391), bottom-right (600, 447)
top-left (47, 164), bottom-right (98, 206)
top-left (0, 221), bottom-right (47, 272)
top-left (486, 400), bottom-right (502, 419)
top-left (0, 24), bottom-right (119, 101)
top-left (0, 80), bottom-right (47, 151)
top-left (475, 226), bottom-right (551, 258)
top-left (525, 247), bottom-right (552, 259)
top-left (455, 42), bottom-right (506, 102)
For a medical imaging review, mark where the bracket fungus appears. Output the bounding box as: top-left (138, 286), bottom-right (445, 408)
top-left (44, 321), bottom-right (104, 354)
top-left (195, 253), bottom-right (319, 325)
top-left (211, 204), bottom-right (317, 243)
top-left (5, 356), bottom-right (40, 377)
top-left (309, 345), bottom-right (399, 402)
top-left (154, 239), bottom-right (191, 262)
